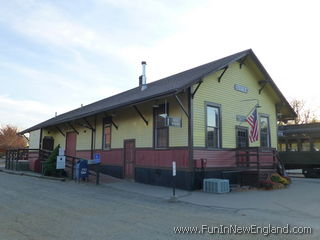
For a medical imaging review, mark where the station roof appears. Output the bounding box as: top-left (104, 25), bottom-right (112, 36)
top-left (20, 49), bottom-right (296, 134)
top-left (279, 123), bottom-right (320, 136)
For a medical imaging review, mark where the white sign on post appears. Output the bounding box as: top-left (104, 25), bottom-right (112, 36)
top-left (56, 156), bottom-right (66, 169)
top-left (58, 147), bottom-right (65, 156)
top-left (172, 161), bottom-right (176, 176)
top-left (56, 147), bottom-right (66, 169)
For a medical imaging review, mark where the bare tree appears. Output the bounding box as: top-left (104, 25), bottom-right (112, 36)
top-left (0, 125), bottom-right (27, 150)
top-left (291, 99), bottom-right (304, 124)
top-left (289, 99), bottom-right (318, 124)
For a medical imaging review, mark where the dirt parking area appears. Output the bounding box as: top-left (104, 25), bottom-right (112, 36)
top-left (0, 172), bottom-right (319, 240)
top-left (0, 157), bottom-right (5, 168)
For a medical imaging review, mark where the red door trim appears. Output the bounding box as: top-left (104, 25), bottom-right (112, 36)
top-left (123, 139), bottom-right (136, 179)
top-left (65, 132), bottom-right (77, 157)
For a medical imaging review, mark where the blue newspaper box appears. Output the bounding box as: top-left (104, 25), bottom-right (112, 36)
top-left (75, 159), bottom-right (89, 181)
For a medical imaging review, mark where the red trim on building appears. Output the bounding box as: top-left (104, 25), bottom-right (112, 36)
top-left (76, 151), bottom-right (91, 160)
top-left (135, 148), bottom-right (189, 168)
top-left (95, 149), bottom-right (123, 166)
top-left (194, 148), bottom-right (276, 169)
top-left (76, 149), bottom-right (123, 166)
top-left (194, 149), bottom-right (237, 168)
top-left (76, 148), bottom-right (189, 168)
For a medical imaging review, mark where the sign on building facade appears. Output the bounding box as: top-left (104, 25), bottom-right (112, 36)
top-left (166, 117), bottom-right (182, 128)
top-left (234, 84), bottom-right (248, 93)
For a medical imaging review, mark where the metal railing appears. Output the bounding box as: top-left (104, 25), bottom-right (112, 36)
top-left (5, 148), bottom-right (100, 184)
top-left (64, 155), bottom-right (100, 185)
top-left (5, 148), bottom-right (52, 171)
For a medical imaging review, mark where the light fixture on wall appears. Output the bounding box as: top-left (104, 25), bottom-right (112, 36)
top-left (152, 100), bottom-right (159, 108)
top-left (241, 99), bottom-right (261, 108)
top-left (159, 113), bottom-right (167, 118)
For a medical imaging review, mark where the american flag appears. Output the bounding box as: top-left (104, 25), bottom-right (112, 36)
top-left (246, 108), bottom-right (259, 143)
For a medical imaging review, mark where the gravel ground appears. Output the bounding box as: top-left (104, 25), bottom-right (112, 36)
top-left (0, 157), bottom-right (5, 168)
top-left (0, 172), bottom-right (318, 240)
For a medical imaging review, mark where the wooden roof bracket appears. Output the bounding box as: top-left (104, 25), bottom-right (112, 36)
top-left (258, 80), bottom-right (268, 94)
top-left (174, 94), bottom-right (189, 118)
top-left (191, 80), bottom-right (203, 99)
top-left (68, 122), bottom-right (79, 135)
top-left (133, 105), bottom-right (148, 126)
top-left (238, 56), bottom-right (247, 69)
top-left (84, 117), bottom-right (95, 131)
top-left (217, 66), bottom-right (228, 82)
top-left (56, 126), bottom-right (65, 137)
top-left (22, 134), bottom-right (29, 142)
top-left (103, 113), bottom-right (118, 130)
top-left (111, 119), bottom-right (118, 130)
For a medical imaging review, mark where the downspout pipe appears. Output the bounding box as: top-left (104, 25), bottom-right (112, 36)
top-left (39, 128), bottom-right (43, 150)
top-left (188, 87), bottom-right (194, 188)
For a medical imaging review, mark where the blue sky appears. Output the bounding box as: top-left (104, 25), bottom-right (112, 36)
top-left (1, 0), bottom-right (320, 130)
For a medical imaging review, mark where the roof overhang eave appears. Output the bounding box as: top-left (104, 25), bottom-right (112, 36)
top-left (248, 52), bottom-right (296, 118)
top-left (176, 51), bottom-right (250, 93)
top-left (19, 89), bottom-right (179, 135)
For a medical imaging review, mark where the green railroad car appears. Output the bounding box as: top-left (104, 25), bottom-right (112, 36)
top-left (278, 123), bottom-right (320, 178)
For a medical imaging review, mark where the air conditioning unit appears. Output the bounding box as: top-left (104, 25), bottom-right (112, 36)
top-left (203, 178), bottom-right (230, 193)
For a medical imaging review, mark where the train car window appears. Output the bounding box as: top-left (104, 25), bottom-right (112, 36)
top-left (278, 143), bottom-right (286, 152)
top-left (313, 139), bottom-right (320, 151)
top-left (301, 139), bottom-right (310, 151)
top-left (288, 141), bottom-right (298, 151)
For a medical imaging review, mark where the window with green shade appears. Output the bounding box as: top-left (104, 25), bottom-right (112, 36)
top-left (260, 116), bottom-right (270, 147)
top-left (154, 104), bottom-right (169, 148)
top-left (206, 105), bottom-right (220, 148)
top-left (102, 117), bottom-right (112, 150)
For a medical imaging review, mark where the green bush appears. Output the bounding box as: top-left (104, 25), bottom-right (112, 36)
top-left (260, 172), bottom-right (291, 190)
top-left (270, 173), bottom-right (290, 185)
top-left (43, 145), bottom-right (65, 177)
top-left (270, 174), bottom-right (281, 183)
